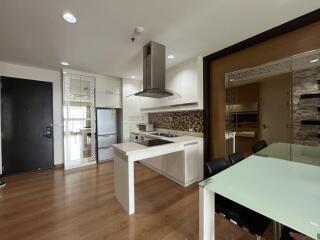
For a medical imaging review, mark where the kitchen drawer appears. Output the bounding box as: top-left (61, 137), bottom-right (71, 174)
top-left (98, 134), bottom-right (117, 148)
top-left (98, 147), bottom-right (114, 161)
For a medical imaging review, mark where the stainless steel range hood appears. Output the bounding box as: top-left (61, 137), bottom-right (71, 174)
top-left (134, 41), bottom-right (175, 98)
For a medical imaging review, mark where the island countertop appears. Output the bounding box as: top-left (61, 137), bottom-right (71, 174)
top-left (112, 132), bottom-right (202, 158)
top-left (113, 131), bottom-right (204, 215)
top-left (129, 130), bottom-right (203, 143)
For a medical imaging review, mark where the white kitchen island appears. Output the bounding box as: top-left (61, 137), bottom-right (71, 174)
top-left (113, 134), bottom-right (203, 215)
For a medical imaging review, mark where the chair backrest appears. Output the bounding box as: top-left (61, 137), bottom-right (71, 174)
top-left (251, 140), bottom-right (268, 153)
top-left (205, 157), bottom-right (229, 177)
top-left (229, 152), bottom-right (245, 165)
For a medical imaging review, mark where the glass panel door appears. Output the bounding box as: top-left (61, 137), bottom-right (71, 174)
top-left (63, 73), bottom-right (96, 169)
top-left (225, 48), bottom-right (320, 165)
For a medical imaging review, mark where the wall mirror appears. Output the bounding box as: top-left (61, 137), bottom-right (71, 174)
top-left (225, 49), bottom-right (320, 165)
top-left (63, 72), bottom-right (96, 169)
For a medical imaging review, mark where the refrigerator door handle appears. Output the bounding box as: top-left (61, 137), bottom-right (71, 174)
top-left (97, 132), bottom-right (117, 136)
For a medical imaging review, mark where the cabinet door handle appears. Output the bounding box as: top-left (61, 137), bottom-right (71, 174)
top-left (96, 90), bottom-right (115, 94)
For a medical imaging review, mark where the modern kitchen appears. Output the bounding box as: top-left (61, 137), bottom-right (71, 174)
top-left (1, 2), bottom-right (320, 240)
top-left (119, 42), bottom-right (204, 215)
top-left (61, 41), bottom-right (205, 214)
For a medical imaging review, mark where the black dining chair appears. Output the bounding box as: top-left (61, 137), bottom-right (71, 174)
top-left (229, 152), bottom-right (245, 165)
top-left (252, 140), bottom-right (268, 153)
top-left (205, 158), bottom-right (241, 221)
top-left (205, 157), bottom-right (230, 176)
top-left (236, 207), bottom-right (271, 240)
top-left (205, 157), bottom-right (271, 240)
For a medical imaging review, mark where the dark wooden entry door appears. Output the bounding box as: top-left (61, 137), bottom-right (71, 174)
top-left (1, 76), bottom-right (54, 174)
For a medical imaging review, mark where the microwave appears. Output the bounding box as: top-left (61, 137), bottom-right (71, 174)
top-left (137, 123), bottom-right (154, 132)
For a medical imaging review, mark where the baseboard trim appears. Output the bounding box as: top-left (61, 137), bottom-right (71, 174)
top-left (54, 163), bottom-right (64, 168)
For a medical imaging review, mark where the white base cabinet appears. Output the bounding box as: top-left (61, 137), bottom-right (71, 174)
top-left (163, 151), bottom-right (185, 184)
top-left (141, 142), bottom-right (200, 187)
top-left (184, 143), bottom-right (200, 184)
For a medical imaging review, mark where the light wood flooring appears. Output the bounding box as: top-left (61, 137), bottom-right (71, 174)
top-left (0, 161), bottom-right (272, 240)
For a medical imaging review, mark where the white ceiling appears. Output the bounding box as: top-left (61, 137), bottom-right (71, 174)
top-left (0, 0), bottom-right (319, 79)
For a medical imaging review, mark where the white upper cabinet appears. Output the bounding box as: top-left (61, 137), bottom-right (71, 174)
top-left (180, 61), bottom-right (198, 104)
top-left (96, 92), bottom-right (121, 108)
top-left (96, 77), bottom-right (121, 94)
top-left (166, 68), bottom-right (181, 106)
top-left (95, 77), bottom-right (122, 108)
top-left (140, 57), bottom-right (202, 111)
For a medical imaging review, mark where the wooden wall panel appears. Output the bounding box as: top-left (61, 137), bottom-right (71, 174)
top-left (209, 21), bottom-right (320, 158)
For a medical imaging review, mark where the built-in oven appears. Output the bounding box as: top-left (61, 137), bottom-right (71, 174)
top-left (229, 112), bottom-right (259, 128)
top-left (226, 103), bottom-right (259, 128)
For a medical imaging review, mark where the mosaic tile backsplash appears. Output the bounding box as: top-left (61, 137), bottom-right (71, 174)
top-left (148, 110), bottom-right (203, 132)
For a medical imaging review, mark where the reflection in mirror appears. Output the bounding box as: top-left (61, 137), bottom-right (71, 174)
top-left (63, 73), bottom-right (96, 169)
top-left (225, 49), bottom-right (320, 165)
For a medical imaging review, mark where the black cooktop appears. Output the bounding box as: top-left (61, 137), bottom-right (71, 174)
top-left (139, 139), bottom-right (173, 147)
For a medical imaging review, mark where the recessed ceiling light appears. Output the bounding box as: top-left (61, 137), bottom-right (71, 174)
top-left (309, 58), bottom-right (319, 63)
top-left (62, 12), bottom-right (77, 24)
top-left (131, 76), bottom-right (136, 79)
top-left (168, 54), bottom-right (175, 59)
top-left (61, 61), bottom-right (69, 66)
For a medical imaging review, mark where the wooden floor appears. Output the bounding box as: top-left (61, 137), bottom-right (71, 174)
top-left (0, 161), bottom-right (272, 240)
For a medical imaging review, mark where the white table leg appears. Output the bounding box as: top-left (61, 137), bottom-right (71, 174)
top-left (114, 154), bottom-right (135, 215)
top-left (199, 186), bottom-right (215, 240)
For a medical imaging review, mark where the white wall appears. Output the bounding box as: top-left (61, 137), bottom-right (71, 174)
top-left (122, 79), bottom-right (146, 142)
top-left (0, 62), bottom-right (63, 174)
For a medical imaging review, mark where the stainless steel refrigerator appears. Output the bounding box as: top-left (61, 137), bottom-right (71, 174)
top-left (96, 108), bottom-right (119, 162)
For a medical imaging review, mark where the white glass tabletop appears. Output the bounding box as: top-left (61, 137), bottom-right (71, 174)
top-left (256, 142), bottom-right (320, 167)
top-left (200, 149), bottom-right (320, 239)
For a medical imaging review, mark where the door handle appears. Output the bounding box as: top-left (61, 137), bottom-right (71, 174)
top-left (43, 126), bottom-right (53, 138)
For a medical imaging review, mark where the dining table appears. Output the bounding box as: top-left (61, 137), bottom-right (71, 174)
top-left (199, 142), bottom-right (320, 240)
